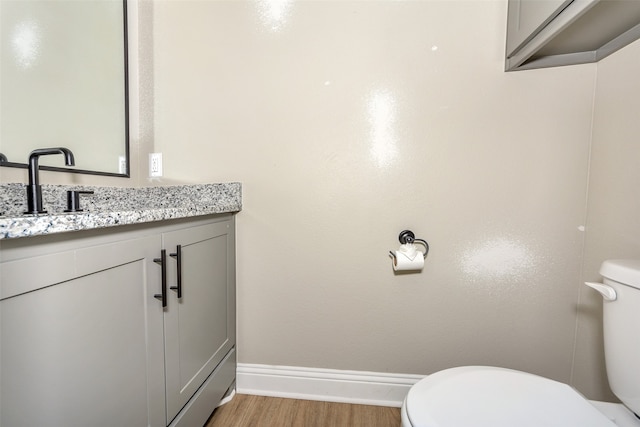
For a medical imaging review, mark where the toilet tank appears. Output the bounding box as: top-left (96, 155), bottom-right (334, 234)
top-left (599, 259), bottom-right (640, 415)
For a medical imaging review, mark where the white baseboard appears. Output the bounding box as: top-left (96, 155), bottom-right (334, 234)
top-left (236, 363), bottom-right (425, 408)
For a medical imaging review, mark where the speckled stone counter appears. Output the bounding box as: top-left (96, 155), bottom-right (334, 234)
top-left (0, 183), bottom-right (241, 239)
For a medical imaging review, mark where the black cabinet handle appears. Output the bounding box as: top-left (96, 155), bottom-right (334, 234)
top-left (169, 245), bottom-right (182, 298)
top-left (154, 249), bottom-right (167, 307)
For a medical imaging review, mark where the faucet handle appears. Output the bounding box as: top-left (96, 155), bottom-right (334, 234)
top-left (64, 190), bottom-right (94, 213)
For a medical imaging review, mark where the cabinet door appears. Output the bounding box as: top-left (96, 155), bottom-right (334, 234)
top-left (163, 219), bottom-right (235, 423)
top-left (0, 235), bottom-right (166, 427)
top-left (506, 0), bottom-right (570, 56)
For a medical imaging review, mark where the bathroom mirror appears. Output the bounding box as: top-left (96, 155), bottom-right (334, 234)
top-left (0, 0), bottom-right (129, 177)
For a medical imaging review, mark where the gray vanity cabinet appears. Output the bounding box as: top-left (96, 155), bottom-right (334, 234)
top-left (162, 220), bottom-right (236, 424)
top-left (0, 233), bottom-right (166, 427)
top-left (0, 214), bottom-right (236, 427)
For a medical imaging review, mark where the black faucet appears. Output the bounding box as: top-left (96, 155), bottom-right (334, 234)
top-left (0, 153), bottom-right (7, 163)
top-left (25, 147), bottom-right (75, 214)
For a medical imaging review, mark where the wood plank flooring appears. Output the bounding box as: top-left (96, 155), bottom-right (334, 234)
top-left (205, 394), bottom-right (401, 427)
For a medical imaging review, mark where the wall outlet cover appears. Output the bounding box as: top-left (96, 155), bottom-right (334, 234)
top-left (149, 153), bottom-right (163, 177)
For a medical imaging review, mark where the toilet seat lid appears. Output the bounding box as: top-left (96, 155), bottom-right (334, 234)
top-left (405, 366), bottom-right (616, 427)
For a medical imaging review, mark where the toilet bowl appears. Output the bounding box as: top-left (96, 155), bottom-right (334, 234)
top-left (402, 260), bottom-right (640, 427)
top-left (401, 366), bottom-right (640, 427)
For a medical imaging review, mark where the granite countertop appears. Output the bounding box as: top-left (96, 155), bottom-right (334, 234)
top-left (0, 183), bottom-right (242, 240)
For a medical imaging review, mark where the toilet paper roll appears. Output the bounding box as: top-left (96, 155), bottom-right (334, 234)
top-left (392, 250), bottom-right (425, 271)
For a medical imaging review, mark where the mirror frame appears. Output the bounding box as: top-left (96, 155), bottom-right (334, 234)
top-left (0, 0), bottom-right (130, 178)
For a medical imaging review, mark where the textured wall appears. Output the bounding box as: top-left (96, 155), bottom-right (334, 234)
top-left (574, 39), bottom-right (640, 401)
top-left (150, 0), bottom-right (599, 395)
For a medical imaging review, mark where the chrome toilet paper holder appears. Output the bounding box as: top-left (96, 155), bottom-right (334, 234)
top-left (390, 230), bottom-right (430, 260)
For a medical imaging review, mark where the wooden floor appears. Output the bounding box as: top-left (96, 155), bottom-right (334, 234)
top-left (205, 394), bottom-right (401, 427)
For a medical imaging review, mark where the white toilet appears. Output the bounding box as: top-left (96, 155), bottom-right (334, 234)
top-left (402, 259), bottom-right (640, 427)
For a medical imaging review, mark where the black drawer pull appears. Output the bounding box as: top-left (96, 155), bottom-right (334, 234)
top-left (169, 245), bottom-right (182, 298)
top-left (154, 249), bottom-right (167, 307)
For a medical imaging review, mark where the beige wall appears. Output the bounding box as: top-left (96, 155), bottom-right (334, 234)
top-left (150, 0), bottom-right (601, 397)
top-left (573, 39), bottom-right (640, 401)
top-left (6, 0), bottom-right (640, 402)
